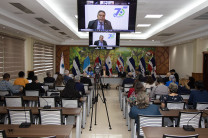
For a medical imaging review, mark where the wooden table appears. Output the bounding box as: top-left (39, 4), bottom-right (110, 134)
top-left (142, 127), bottom-right (208, 138)
top-left (160, 109), bottom-right (208, 117)
top-left (0, 124), bottom-right (72, 138)
top-left (0, 107), bottom-right (82, 138)
top-left (153, 99), bottom-right (188, 104)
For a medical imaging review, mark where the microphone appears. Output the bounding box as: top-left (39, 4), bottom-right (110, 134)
top-left (19, 106), bottom-right (31, 128)
top-left (41, 97), bottom-right (51, 109)
top-left (183, 107), bottom-right (208, 131)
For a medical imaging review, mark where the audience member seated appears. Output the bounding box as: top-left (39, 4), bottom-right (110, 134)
top-left (27, 71), bottom-right (35, 83)
top-left (163, 72), bottom-right (171, 84)
top-left (25, 76), bottom-right (45, 96)
top-left (122, 72), bottom-right (135, 87)
top-left (80, 73), bottom-right (92, 86)
top-left (55, 74), bottom-right (64, 86)
top-left (170, 69), bottom-right (179, 83)
top-left (0, 73), bottom-right (22, 95)
top-left (150, 77), bottom-right (169, 99)
top-left (140, 71), bottom-right (150, 82)
top-left (86, 67), bottom-right (94, 77)
top-left (128, 80), bottom-right (145, 105)
top-left (63, 70), bottom-right (72, 84)
top-left (129, 92), bottom-right (161, 129)
top-left (143, 76), bottom-right (155, 89)
top-left (118, 67), bottom-right (126, 78)
top-left (188, 77), bottom-right (195, 89)
top-left (74, 75), bottom-right (86, 96)
top-left (14, 71), bottom-right (29, 87)
top-left (61, 79), bottom-right (81, 99)
top-left (160, 83), bottom-right (183, 109)
top-left (44, 71), bottom-right (55, 83)
top-left (178, 78), bottom-right (191, 95)
top-left (53, 72), bottom-right (60, 80)
top-left (188, 81), bottom-right (208, 109)
top-left (165, 75), bottom-right (178, 86)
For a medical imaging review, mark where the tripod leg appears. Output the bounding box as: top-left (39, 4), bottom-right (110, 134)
top-left (89, 96), bottom-right (94, 131)
top-left (94, 94), bottom-right (98, 125)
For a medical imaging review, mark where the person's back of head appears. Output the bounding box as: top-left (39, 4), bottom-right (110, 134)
top-left (64, 70), bottom-right (69, 76)
top-left (137, 92), bottom-right (150, 109)
top-left (134, 80), bottom-right (145, 94)
top-left (195, 81), bottom-right (205, 91)
top-left (32, 76), bottom-right (38, 83)
top-left (28, 71), bottom-right (34, 79)
top-left (18, 71), bottom-right (25, 78)
top-left (168, 83), bottom-right (178, 93)
top-left (128, 72), bottom-right (133, 78)
top-left (3, 73), bottom-right (10, 80)
top-left (145, 71), bottom-right (150, 76)
top-left (74, 75), bottom-right (80, 82)
top-left (46, 71), bottom-right (51, 77)
top-left (157, 77), bottom-right (164, 84)
top-left (55, 74), bottom-right (64, 85)
top-left (146, 76), bottom-right (154, 85)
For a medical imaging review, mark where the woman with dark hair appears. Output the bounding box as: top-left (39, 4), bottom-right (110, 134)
top-left (150, 77), bottom-right (169, 98)
top-left (14, 71), bottom-right (29, 87)
top-left (160, 83), bottom-right (183, 108)
top-left (127, 80), bottom-right (145, 105)
top-left (188, 81), bottom-right (208, 109)
top-left (188, 77), bottom-right (195, 89)
top-left (27, 71), bottom-right (35, 82)
top-left (55, 74), bottom-right (64, 86)
top-left (61, 79), bottom-right (81, 99)
top-left (86, 67), bottom-right (94, 77)
top-left (143, 76), bottom-right (155, 89)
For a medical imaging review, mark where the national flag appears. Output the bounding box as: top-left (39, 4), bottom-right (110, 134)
top-left (105, 56), bottom-right (112, 76)
top-left (83, 56), bottom-right (90, 72)
top-left (126, 57), bottom-right (135, 77)
top-left (138, 57), bottom-right (146, 76)
top-left (60, 52), bottom-right (65, 74)
top-left (148, 57), bottom-right (156, 80)
top-left (72, 56), bottom-right (81, 76)
top-left (116, 56), bottom-right (124, 72)
top-left (94, 56), bottom-right (101, 67)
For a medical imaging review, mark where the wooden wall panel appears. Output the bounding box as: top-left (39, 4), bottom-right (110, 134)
top-left (155, 47), bottom-right (169, 75)
top-left (192, 73), bottom-right (203, 81)
top-left (56, 45), bottom-right (70, 73)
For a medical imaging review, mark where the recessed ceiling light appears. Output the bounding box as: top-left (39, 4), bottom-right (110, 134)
top-left (145, 14), bottom-right (163, 18)
top-left (137, 24), bottom-right (151, 27)
top-left (74, 15), bottom-right (78, 19)
top-left (152, 40), bottom-right (155, 41)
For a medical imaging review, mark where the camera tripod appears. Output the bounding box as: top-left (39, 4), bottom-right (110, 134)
top-left (89, 74), bottom-right (112, 131)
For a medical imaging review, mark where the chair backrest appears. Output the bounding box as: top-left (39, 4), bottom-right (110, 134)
top-left (163, 134), bottom-right (199, 138)
top-left (5, 97), bottom-right (23, 107)
top-left (44, 83), bottom-right (54, 87)
top-left (25, 90), bottom-right (40, 96)
top-left (166, 102), bottom-right (185, 109)
top-left (55, 86), bottom-right (65, 91)
top-left (39, 97), bottom-right (55, 107)
top-left (155, 94), bottom-right (161, 100)
top-left (39, 109), bottom-right (62, 125)
top-left (196, 102), bottom-right (208, 110)
top-left (47, 91), bottom-right (60, 97)
top-left (0, 90), bottom-right (10, 96)
top-left (8, 109), bottom-right (32, 124)
top-left (146, 88), bottom-right (151, 94)
top-left (124, 84), bottom-right (133, 92)
top-left (0, 130), bottom-right (6, 138)
top-left (180, 94), bottom-right (190, 100)
top-left (42, 85), bottom-right (49, 91)
top-left (83, 84), bottom-right (89, 91)
top-left (178, 112), bottom-right (202, 128)
top-left (138, 115), bottom-right (164, 136)
top-left (61, 98), bottom-right (78, 108)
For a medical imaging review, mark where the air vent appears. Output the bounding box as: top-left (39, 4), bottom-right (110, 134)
top-left (194, 12), bottom-right (208, 20)
top-left (59, 32), bottom-right (67, 35)
top-left (35, 18), bottom-right (50, 24)
top-left (10, 3), bottom-right (34, 14)
top-left (157, 33), bottom-right (175, 36)
top-left (49, 26), bottom-right (60, 30)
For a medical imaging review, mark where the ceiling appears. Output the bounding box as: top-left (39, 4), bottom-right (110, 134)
top-left (0, 0), bottom-right (208, 46)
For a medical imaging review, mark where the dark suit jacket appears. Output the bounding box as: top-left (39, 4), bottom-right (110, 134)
top-left (75, 82), bottom-right (86, 96)
top-left (122, 78), bottom-right (135, 87)
top-left (94, 40), bottom-right (107, 46)
top-left (80, 77), bottom-right (92, 86)
top-left (44, 77), bottom-right (55, 83)
top-left (88, 19), bottom-right (112, 30)
top-left (118, 72), bottom-right (126, 78)
top-left (25, 82), bottom-right (45, 95)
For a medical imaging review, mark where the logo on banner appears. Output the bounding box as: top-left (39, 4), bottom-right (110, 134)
top-left (113, 6), bottom-right (127, 17)
top-left (108, 34), bottom-right (115, 39)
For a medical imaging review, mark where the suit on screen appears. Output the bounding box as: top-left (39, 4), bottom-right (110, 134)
top-left (88, 19), bottom-right (112, 30)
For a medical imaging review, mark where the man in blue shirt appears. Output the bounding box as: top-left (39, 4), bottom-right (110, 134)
top-left (0, 73), bottom-right (21, 94)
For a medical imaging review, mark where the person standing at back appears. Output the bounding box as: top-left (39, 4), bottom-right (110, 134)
top-left (170, 69), bottom-right (179, 83)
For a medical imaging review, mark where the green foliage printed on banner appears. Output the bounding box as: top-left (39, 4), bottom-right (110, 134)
top-left (69, 47), bottom-right (155, 73)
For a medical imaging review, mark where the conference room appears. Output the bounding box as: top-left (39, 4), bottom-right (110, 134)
top-left (0, 0), bottom-right (208, 138)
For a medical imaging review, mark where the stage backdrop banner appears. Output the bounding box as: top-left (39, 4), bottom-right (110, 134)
top-left (69, 47), bottom-right (155, 74)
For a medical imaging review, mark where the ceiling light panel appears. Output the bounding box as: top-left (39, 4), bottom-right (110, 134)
top-left (145, 14), bottom-right (163, 18)
top-left (137, 24), bottom-right (151, 27)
